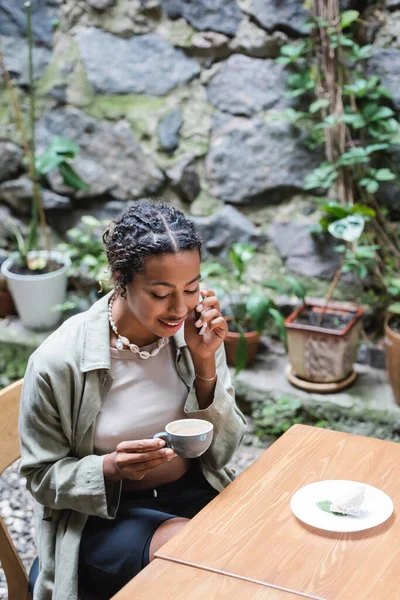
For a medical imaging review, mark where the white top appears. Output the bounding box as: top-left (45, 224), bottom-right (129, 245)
top-left (93, 338), bottom-right (189, 455)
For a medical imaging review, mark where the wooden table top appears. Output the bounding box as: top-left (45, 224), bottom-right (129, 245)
top-left (111, 559), bottom-right (307, 599)
top-left (155, 424), bottom-right (400, 600)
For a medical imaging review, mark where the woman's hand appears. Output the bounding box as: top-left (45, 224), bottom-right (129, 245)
top-left (103, 439), bottom-right (176, 482)
top-left (184, 288), bottom-right (228, 362)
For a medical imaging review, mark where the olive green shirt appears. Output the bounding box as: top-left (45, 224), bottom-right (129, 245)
top-left (19, 292), bottom-right (246, 600)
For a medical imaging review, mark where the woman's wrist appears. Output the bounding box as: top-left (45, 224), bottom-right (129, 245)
top-left (192, 357), bottom-right (216, 381)
top-left (103, 452), bottom-right (122, 483)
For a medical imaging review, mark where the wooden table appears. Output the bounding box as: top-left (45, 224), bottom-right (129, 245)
top-left (111, 559), bottom-right (307, 599)
top-left (155, 424), bottom-right (400, 600)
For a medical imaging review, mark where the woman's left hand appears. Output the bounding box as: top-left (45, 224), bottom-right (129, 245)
top-left (184, 289), bottom-right (228, 361)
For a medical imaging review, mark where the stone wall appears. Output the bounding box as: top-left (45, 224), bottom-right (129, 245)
top-left (0, 0), bottom-right (399, 288)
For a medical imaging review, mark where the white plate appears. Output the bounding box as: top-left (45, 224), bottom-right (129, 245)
top-left (290, 480), bottom-right (394, 533)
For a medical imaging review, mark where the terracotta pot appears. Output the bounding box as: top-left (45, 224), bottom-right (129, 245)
top-left (284, 301), bottom-right (364, 384)
top-left (384, 315), bottom-right (400, 406)
top-left (0, 288), bottom-right (16, 317)
top-left (224, 319), bottom-right (261, 368)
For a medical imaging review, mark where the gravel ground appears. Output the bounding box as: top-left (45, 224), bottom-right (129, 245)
top-left (0, 426), bottom-right (268, 598)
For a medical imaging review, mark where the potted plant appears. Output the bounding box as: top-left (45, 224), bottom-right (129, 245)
top-left (274, 3), bottom-right (400, 390)
top-left (284, 215), bottom-right (370, 388)
top-left (202, 243), bottom-right (286, 374)
top-left (0, 3), bottom-right (88, 330)
top-left (383, 278), bottom-right (400, 405)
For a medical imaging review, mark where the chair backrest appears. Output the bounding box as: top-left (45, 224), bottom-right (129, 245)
top-left (0, 379), bottom-right (32, 600)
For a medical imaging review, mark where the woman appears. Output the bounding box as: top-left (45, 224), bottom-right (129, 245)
top-left (19, 201), bottom-right (246, 600)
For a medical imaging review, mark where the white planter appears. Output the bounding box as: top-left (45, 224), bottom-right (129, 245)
top-left (1, 251), bottom-right (71, 330)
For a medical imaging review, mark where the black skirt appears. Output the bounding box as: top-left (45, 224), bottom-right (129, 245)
top-left (78, 462), bottom-right (218, 599)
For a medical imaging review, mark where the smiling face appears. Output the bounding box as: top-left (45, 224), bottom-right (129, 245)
top-left (115, 249), bottom-right (201, 345)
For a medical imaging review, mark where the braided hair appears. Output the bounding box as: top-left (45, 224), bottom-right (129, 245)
top-left (103, 201), bottom-right (203, 298)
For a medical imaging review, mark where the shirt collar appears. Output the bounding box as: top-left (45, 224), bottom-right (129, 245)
top-left (81, 291), bottom-right (187, 372)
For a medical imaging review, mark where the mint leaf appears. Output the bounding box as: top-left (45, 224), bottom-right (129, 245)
top-left (316, 500), bottom-right (348, 516)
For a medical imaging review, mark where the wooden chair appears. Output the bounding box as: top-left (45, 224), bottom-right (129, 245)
top-left (0, 379), bottom-right (33, 600)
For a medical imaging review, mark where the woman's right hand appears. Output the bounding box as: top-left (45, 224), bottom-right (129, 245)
top-left (103, 438), bottom-right (176, 482)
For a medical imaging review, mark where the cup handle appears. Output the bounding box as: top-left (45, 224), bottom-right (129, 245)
top-left (153, 432), bottom-right (170, 447)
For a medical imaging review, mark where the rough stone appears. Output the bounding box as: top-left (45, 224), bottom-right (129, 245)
top-left (157, 109), bottom-right (184, 153)
top-left (140, 0), bottom-right (162, 9)
top-left (247, 0), bottom-right (310, 36)
top-left (161, 0), bottom-right (242, 36)
top-left (157, 17), bottom-right (197, 48)
top-left (374, 11), bottom-right (400, 49)
top-left (0, 204), bottom-right (13, 248)
top-left (192, 204), bottom-right (265, 257)
top-left (86, 0), bottom-right (115, 9)
top-left (75, 28), bottom-right (200, 96)
top-left (0, 177), bottom-right (35, 215)
top-left (207, 55), bottom-right (287, 116)
top-left (0, 35), bottom-right (52, 86)
top-left (0, 142), bottom-right (23, 183)
top-left (387, 0), bottom-right (400, 9)
top-left (367, 49), bottom-right (400, 111)
top-left (0, 177), bottom-right (71, 215)
top-left (229, 16), bottom-right (287, 58)
top-left (166, 156), bottom-right (200, 202)
top-left (191, 31), bottom-right (230, 56)
top-left (83, 0), bottom-right (157, 36)
top-left (35, 108), bottom-right (164, 201)
top-left (0, 0), bottom-right (59, 47)
top-left (37, 32), bottom-right (93, 108)
top-left (269, 221), bottom-right (340, 279)
top-left (46, 158), bottom-right (115, 200)
top-left (205, 116), bottom-right (320, 204)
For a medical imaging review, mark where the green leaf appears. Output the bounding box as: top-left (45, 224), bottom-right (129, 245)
top-left (354, 44), bottom-right (372, 60)
top-left (262, 279), bottom-right (288, 294)
top-left (48, 135), bottom-right (80, 156)
top-left (81, 215), bottom-right (102, 228)
top-left (269, 307), bottom-right (287, 346)
top-left (35, 148), bottom-right (65, 174)
top-left (278, 41), bottom-right (307, 61)
top-left (363, 103), bottom-right (394, 123)
top-left (388, 303), bottom-right (400, 314)
top-left (200, 262), bottom-right (229, 279)
top-left (319, 202), bottom-right (348, 219)
top-left (337, 146), bottom-right (369, 166)
top-left (58, 162), bottom-right (90, 191)
top-left (304, 163), bottom-right (338, 190)
top-left (328, 215), bottom-right (365, 242)
top-left (375, 168), bottom-right (396, 181)
top-left (229, 243), bottom-right (256, 283)
top-left (350, 204), bottom-right (375, 219)
top-left (316, 500), bottom-right (348, 516)
top-left (343, 77), bottom-right (380, 97)
top-left (7, 218), bottom-right (28, 260)
top-left (342, 112), bottom-right (366, 129)
top-left (234, 332), bottom-right (248, 376)
top-left (285, 276), bottom-right (307, 303)
top-left (309, 98), bottom-right (330, 113)
top-left (246, 293), bottom-right (273, 333)
top-left (81, 255), bottom-right (99, 267)
top-left (366, 180), bottom-right (379, 194)
top-left (340, 10), bottom-right (359, 29)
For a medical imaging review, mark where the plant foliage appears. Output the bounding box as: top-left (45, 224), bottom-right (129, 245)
top-left (276, 2), bottom-right (400, 317)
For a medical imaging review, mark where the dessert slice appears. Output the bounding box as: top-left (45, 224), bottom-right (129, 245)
top-left (330, 484), bottom-right (366, 516)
